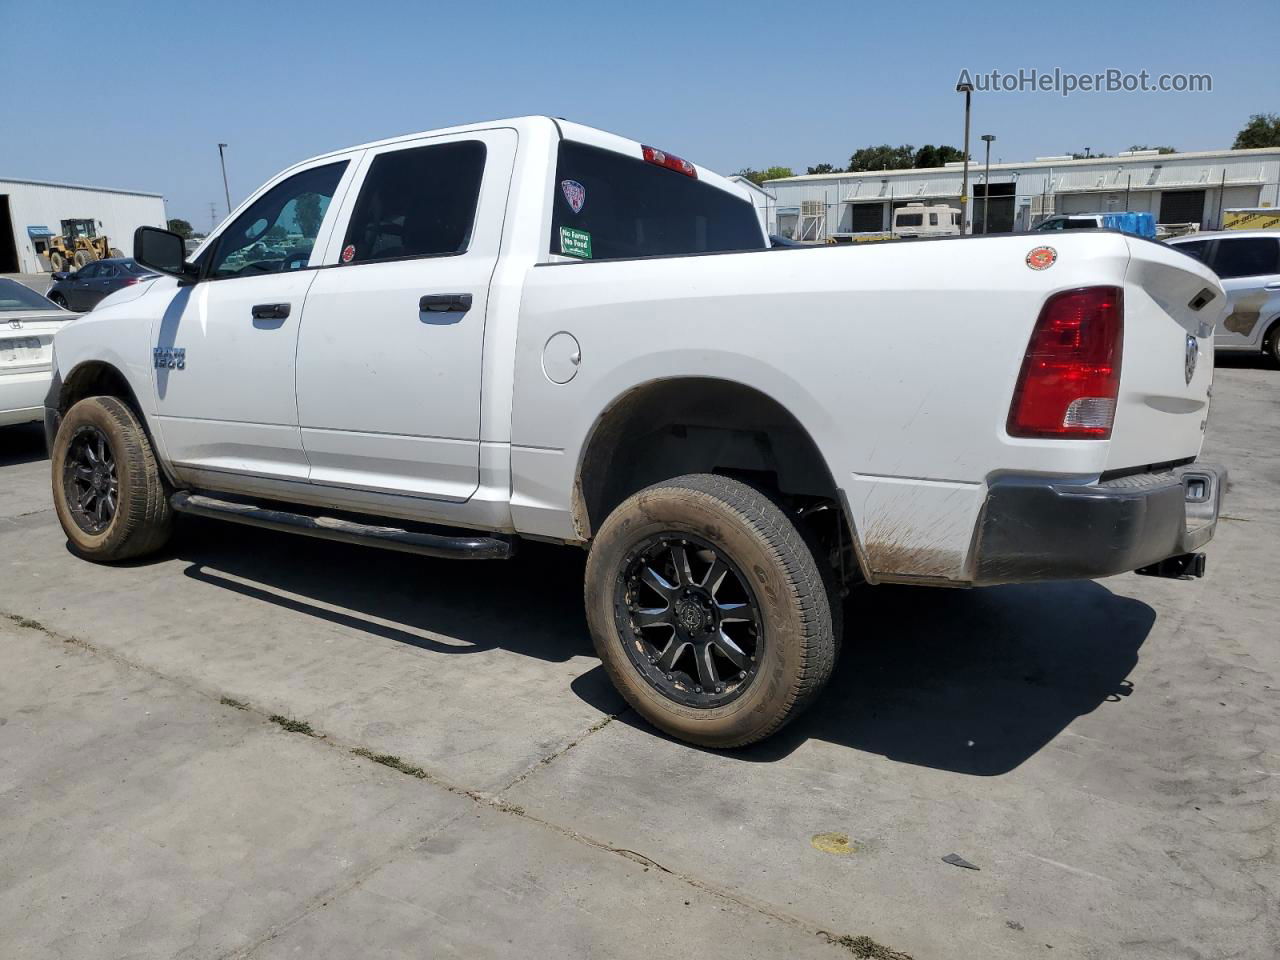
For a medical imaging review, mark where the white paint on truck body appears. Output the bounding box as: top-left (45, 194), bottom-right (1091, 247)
top-left (49, 116), bottom-right (1225, 584)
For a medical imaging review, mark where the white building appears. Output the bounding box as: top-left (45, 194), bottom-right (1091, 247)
top-left (763, 147), bottom-right (1280, 240)
top-left (0, 177), bottom-right (167, 273)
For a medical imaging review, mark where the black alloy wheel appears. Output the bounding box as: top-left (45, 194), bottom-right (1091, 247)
top-left (63, 425), bottom-right (118, 534)
top-left (615, 533), bottom-right (764, 709)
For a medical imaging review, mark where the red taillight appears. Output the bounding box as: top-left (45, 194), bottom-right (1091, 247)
top-left (1007, 286), bottom-right (1123, 439)
top-left (122, 277), bottom-right (140, 286)
top-left (642, 145), bottom-right (697, 178)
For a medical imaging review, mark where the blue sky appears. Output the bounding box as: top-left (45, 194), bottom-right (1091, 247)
top-left (2, 0), bottom-right (1276, 227)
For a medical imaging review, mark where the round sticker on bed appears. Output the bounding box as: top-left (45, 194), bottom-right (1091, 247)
top-left (1025, 245), bottom-right (1056, 270)
top-left (341, 244), bottom-right (356, 263)
top-left (560, 180), bottom-right (586, 214)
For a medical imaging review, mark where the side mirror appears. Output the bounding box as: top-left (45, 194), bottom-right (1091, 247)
top-left (134, 226), bottom-right (198, 281)
top-left (51, 271), bottom-right (71, 281)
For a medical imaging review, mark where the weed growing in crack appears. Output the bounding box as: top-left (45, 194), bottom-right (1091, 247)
top-left (351, 748), bottom-right (428, 779)
top-left (270, 715), bottom-right (318, 736)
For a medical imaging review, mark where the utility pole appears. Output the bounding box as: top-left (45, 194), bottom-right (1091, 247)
top-left (956, 80), bottom-right (974, 234)
top-left (217, 143), bottom-right (232, 215)
top-left (209, 202), bottom-right (218, 232)
top-left (981, 134), bottom-right (996, 234)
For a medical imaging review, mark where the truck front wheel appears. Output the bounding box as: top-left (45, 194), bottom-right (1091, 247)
top-left (584, 474), bottom-right (838, 748)
top-left (51, 396), bottom-right (173, 562)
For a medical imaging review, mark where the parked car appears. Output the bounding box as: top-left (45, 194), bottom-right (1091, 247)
top-left (1165, 230), bottom-right (1280, 365)
top-left (46, 258), bottom-right (158, 312)
top-left (0, 277), bottom-right (77, 427)
top-left (45, 116), bottom-right (1227, 748)
top-left (1034, 212), bottom-right (1157, 239)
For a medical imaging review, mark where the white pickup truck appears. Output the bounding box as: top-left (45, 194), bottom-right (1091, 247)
top-left (44, 116), bottom-right (1227, 747)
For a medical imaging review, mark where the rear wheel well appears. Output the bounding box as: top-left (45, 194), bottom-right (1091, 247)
top-left (576, 378), bottom-right (861, 583)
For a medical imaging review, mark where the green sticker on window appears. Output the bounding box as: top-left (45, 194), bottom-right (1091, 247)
top-left (559, 226), bottom-right (592, 259)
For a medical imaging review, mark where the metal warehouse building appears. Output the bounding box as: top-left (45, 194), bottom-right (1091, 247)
top-left (0, 178), bottom-right (167, 274)
top-left (763, 147), bottom-right (1280, 240)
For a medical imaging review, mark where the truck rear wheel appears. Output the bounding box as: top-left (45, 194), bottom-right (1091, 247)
top-left (51, 397), bottom-right (173, 562)
top-left (584, 474), bottom-right (838, 748)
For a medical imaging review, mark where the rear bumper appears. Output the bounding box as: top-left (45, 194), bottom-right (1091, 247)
top-left (0, 371), bottom-right (52, 427)
top-left (971, 463), bottom-right (1226, 585)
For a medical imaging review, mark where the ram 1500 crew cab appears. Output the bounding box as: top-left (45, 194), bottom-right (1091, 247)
top-left (45, 117), bottom-right (1227, 747)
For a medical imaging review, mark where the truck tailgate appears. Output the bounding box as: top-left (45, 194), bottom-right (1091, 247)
top-left (1106, 238), bottom-right (1226, 471)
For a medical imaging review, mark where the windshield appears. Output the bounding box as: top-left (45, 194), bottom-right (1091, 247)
top-left (0, 279), bottom-right (60, 312)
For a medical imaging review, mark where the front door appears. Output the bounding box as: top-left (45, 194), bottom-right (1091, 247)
top-left (150, 157), bottom-right (356, 481)
top-left (67, 262), bottom-right (101, 310)
top-left (295, 129), bottom-right (516, 501)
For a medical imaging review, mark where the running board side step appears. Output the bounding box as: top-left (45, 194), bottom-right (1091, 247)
top-left (170, 492), bottom-right (516, 560)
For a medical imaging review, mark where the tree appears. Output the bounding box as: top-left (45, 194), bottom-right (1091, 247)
top-left (1070, 150), bottom-right (1111, 159)
top-left (1128, 144), bottom-right (1177, 154)
top-left (1232, 113), bottom-right (1280, 149)
top-left (166, 218), bottom-right (193, 239)
top-left (847, 144), bottom-right (916, 172)
top-left (806, 163), bottom-right (837, 175)
top-left (913, 144), bottom-right (965, 168)
top-left (266, 224), bottom-right (287, 241)
top-left (293, 194), bottom-right (325, 237)
top-left (735, 166), bottom-right (795, 185)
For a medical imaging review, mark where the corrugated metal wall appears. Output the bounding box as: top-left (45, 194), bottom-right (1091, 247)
top-left (0, 179), bottom-right (167, 272)
top-left (764, 150), bottom-right (1280, 238)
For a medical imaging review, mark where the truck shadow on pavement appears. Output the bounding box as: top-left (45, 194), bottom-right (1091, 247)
top-left (704, 579), bottom-right (1153, 774)
top-left (0, 423), bottom-right (48, 467)
top-left (173, 517), bottom-right (1154, 775)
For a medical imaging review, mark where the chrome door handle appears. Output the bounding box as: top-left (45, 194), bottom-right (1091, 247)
top-left (419, 293), bottom-right (472, 313)
top-left (251, 303), bottom-right (291, 320)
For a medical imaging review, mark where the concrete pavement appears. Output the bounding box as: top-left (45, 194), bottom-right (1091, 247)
top-left (1, 363), bottom-right (1277, 959)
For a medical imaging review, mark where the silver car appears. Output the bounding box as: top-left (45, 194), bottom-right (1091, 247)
top-left (0, 277), bottom-right (78, 428)
top-left (1165, 230), bottom-right (1280, 364)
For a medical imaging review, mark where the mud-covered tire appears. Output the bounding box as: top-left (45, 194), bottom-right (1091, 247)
top-left (584, 474), bottom-right (838, 748)
top-left (51, 396), bottom-right (173, 562)
top-left (109, 247), bottom-right (124, 258)
top-left (48, 251), bottom-right (66, 272)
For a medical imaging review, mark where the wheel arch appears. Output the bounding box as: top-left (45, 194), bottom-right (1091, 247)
top-left (50, 360), bottom-right (170, 481)
top-left (573, 376), bottom-right (866, 580)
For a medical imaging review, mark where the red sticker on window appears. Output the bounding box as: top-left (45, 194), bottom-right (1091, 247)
top-left (341, 244), bottom-right (355, 263)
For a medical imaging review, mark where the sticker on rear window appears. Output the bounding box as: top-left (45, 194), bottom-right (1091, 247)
top-left (341, 244), bottom-right (356, 263)
top-left (559, 226), bottom-right (592, 259)
top-left (560, 179), bottom-right (586, 214)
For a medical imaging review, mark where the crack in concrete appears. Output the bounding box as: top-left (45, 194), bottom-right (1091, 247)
top-left (2, 609), bottom-right (874, 957)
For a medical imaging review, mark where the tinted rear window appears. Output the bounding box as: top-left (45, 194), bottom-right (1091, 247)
top-left (550, 141), bottom-right (764, 261)
top-left (341, 140), bottom-right (486, 264)
top-left (0, 279), bottom-right (58, 311)
top-left (1211, 237), bottom-right (1280, 279)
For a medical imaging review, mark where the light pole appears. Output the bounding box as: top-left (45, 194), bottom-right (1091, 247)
top-left (980, 134), bottom-right (996, 233)
top-left (217, 143), bottom-right (232, 216)
top-left (956, 80), bottom-right (974, 234)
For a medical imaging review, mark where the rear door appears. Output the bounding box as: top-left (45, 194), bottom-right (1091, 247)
top-left (295, 129), bottom-right (516, 501)
top-left (1205, 236), bottom-right (1280, 348)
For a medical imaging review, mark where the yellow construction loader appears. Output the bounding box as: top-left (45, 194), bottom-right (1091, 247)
top-left (46, 219), bottom-right (124, 271)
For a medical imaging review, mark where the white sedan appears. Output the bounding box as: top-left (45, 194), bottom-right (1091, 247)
top-left (1, 278), bottom-right (78, 428)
